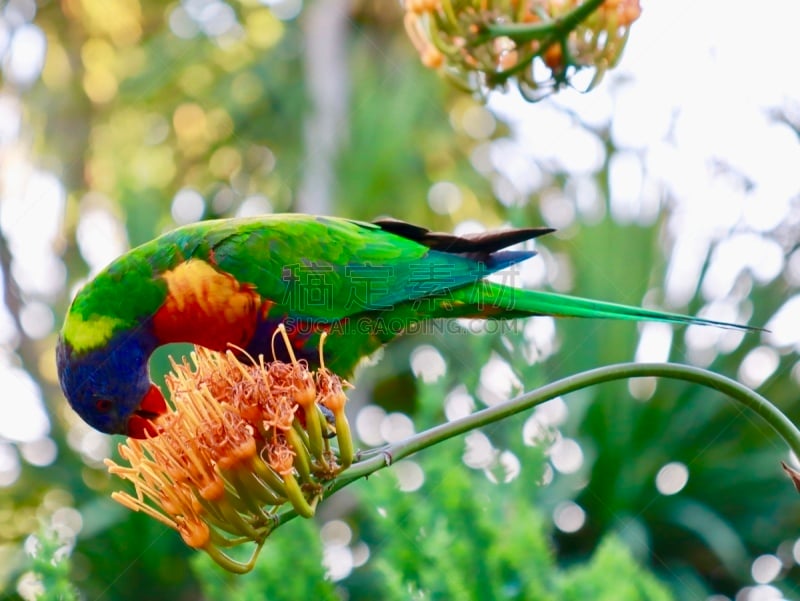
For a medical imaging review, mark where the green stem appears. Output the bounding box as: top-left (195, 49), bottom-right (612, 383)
top-left (287, 425), bottom-right (313, 481)
top-left (195, 498), bottom-right (250, 538)
top-left (333, 410), bottom-right (354, 470)
top-left (202, 541), bottom-right (265, 574)
top-left (482, 0), bottom-right (606, 43)
top-left (227, 469), bottom-right (285, 510)
top-left (380, 362), bottom-right (800, 466)
top-left (207, 527), bottom-right (251, 548)
top-left (249, 455), bottom-right (289, 498)
top-left (215, 497), bottom-right (263, 540)
top-left (282, 472), bottom-right (316, 518)
top-left (303, 404), bottom-right (325, 461)
top-left (274, 362), bottom-right (800, 527)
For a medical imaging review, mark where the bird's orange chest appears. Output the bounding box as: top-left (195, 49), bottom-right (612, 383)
top-left (152, 259), bottom-right (267, 350)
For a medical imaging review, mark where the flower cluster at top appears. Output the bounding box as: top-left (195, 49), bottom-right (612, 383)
top-left (404, 0), bottom-right (642, 100)
top-left (105, 335), bottom-right (353, 574)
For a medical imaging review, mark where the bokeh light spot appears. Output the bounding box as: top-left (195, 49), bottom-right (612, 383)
top-left (522, 414), bottom-right (556, 447)
top-left (322, 543), bottom-right (353, 581)
top-left (355, 405), bottom-right (386, 447)
top-left (635, 322), bottom-right (673, 364)
top-left (478, 353), bottom-right (520, 405)
top-left (173, 102), bottom-right (207, 143)
top-left (76, 204), bottom-right (128, 273)
top-left (0, 363), bottom-right (49, 443)
top-left (766, 295), bottom-right (800, 351)
top-left (410, 344), bottom-right (446, 383)
top-left (19, 437), bottom-right (57, 467)
top-left (379, 412), bottom-right (415, 444)
top-left (6, 24), bottom-right (46, 87)
top-left (51, 506), bottom-right (83, 540)
top-left (738, 346), bottom-right (780, 389)
top-left (534, 397), bottom-right (568, 427)
top-left (427, 181), bottom-right (462, 215)
top-left (539, 189), bottom-right (575, 230)
top-left (444, 385), bottom-right (474, 422)
top-left (209, 146), bottom-right (242, 179)
top-left (463, 431), bottom-right (495, 469)
top-left (245, 9), bottom-right (284, 49)
top-left (320, 519), bottom-right (352, 546)
top-left (351, 541), bottom-right (370, 568)
top-left (751, 554), bottom-right (781, 585)
top-left (485, 450), bottom-right (520, 484)
top-left (260, 0), bottom-right (303, 21)
top-left (0, 442), bottom-right (21, 486)
top-left (19, 301), bottom-right (54, 339)
top-left (462, 105), bottom-right (496, 139)
top-left (394, 460), bottom-right (425, 492)
top-left (553, 501), bottom-right (585, 533)
top-left (549, 437), bottom-right (583, 474)
top-left (0, 94), bottom-right (21, 143)
top-left (655, 462), bottom-right (689, 495)
top-left (235, 195), bottom-right (272, 217)
top-left (168, 5), bottom-right (199, 39)
top-left (171, 188), bottom-right (205, 225)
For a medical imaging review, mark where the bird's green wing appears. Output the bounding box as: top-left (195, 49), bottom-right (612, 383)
top-left (191, 215), bottom-right (520, 321)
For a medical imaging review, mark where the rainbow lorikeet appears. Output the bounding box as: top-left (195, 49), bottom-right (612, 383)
top-left (57, 214), bottom-right (753, 438)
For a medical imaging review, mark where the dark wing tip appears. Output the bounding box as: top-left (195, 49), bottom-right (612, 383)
top-left (695, 318), bottom-right (768, 333)
top-left (373, 217), bottom-right (554, 254)
top-left (371, 217), bottom-right (430, 239)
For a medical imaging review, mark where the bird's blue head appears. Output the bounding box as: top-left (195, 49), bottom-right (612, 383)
top-left (56, 330), bottom-right (167, 438)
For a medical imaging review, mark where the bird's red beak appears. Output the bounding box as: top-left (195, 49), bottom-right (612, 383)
top-left (127, 384), bottom-right (168, 439)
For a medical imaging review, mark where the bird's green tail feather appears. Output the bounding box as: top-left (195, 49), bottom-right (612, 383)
top-left (443, 282), bottom-right (761, 332)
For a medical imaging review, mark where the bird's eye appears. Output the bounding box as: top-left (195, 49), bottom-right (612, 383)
top-left (95, 399), bottom-right (112, 412)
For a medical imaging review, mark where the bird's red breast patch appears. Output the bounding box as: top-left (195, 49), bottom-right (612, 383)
top-left (152, 259), bottom-right (266, 350)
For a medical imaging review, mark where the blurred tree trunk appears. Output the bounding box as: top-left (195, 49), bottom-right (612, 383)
top-left (296, 0), bottom-right (350, 215)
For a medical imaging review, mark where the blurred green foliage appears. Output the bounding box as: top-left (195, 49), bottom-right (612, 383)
top-left (1, 0), bottom-right (798, 600)
top-left (189, 427), bottom-right (672, 601)
top-left (18, 529), bottom-right (78, 601)
top-left (192, 518), bottom-right (339, 601)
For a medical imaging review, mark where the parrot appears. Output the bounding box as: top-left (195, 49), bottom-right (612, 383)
top-left (56, 214), bottom-right (756, 438)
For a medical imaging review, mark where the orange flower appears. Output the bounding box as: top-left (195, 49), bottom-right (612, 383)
top-left (403, 0), bottom-right (642, 98)
top-left (105, 332), bottom-right (354, 573)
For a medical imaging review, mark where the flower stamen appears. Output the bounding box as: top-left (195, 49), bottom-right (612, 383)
top-left (105, 326), bottom-right (354, 573)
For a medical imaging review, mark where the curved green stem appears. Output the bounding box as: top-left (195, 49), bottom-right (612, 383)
top-left (203, 540), bottom-right (265, 574)
top-left (482, 0), bottom-right (605, 43)
top-left (379, 362), bottom-right (800, 472)
top-left (274, 361), bottom-right (800, 527)
top-left (334, 410), bottom-right (354, 470)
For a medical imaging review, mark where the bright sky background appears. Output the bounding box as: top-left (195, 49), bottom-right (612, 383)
top-left (1, 1), bottom-right (800, 589)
